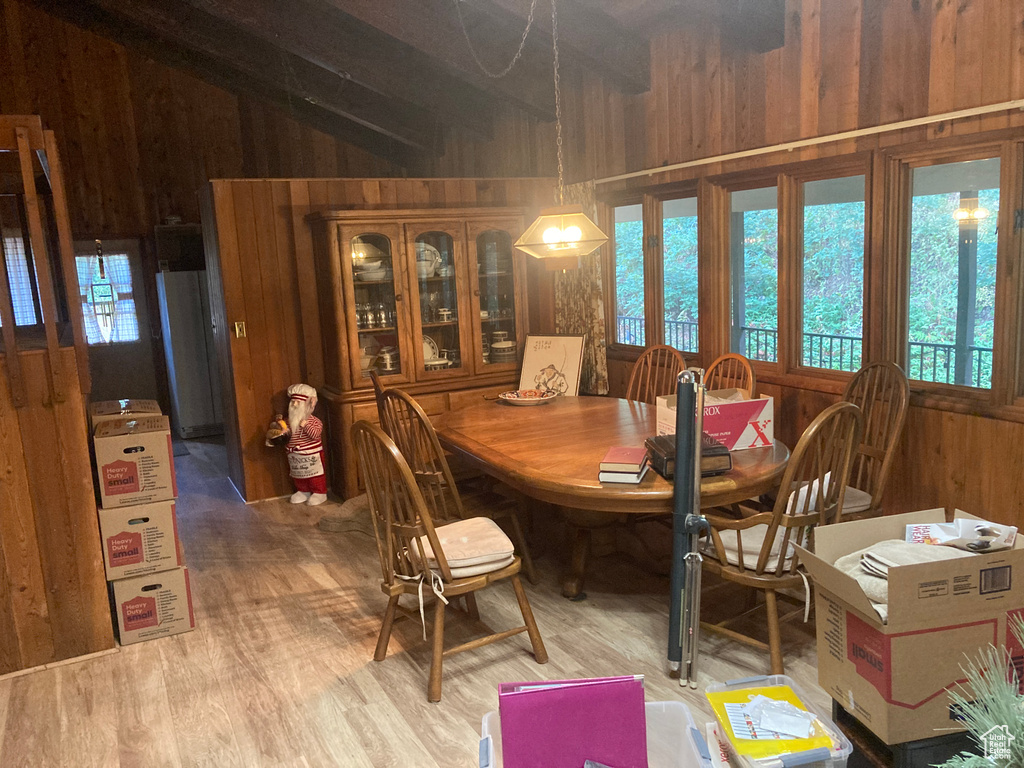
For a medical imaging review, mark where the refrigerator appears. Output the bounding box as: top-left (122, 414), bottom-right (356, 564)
top-left (156, 270), bottom-right (224, 438)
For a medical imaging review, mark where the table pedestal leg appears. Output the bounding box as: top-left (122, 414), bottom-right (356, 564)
top-left (561, 525), bottom-right (591, 599)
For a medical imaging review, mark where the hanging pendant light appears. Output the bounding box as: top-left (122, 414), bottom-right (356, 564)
top-left (88, 239), bottom-right (117, 344)
top-left (513, 0), bottom-right (608, 270)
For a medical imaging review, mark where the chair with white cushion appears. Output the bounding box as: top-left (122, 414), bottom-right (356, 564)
top-left (377, 387), bottom-right (538, 582)
top-left (840, 362), bottom-right (909, 518)
top-left (352, 420), bottom-right (547, 702)
top-left (701, 401), bottom-right (863, 674)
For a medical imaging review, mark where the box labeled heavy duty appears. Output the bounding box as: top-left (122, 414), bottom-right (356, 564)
top-left (94, 416), bottom-right (177, 509)
top-left (112, 566), bottom-right (195, 645)
top-left (657, 392), bottom-right (774, 451)
top-left (796, 509), bottom-right (1024, 745)
top-left (97, 500), bottom-right (184, 580)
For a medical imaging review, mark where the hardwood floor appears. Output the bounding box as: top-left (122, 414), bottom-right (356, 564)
top-left (0, 439), bottom-right (825, 767)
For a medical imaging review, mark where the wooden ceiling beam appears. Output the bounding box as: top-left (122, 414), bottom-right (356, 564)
top-left (319, 0), bottom-right (556, 119)
top-left (35, 0), bottom-right (438, 158)
top-left (464, 0), bottom-right (651, 94)
top-left (179, 0), bottom-right (497, 138)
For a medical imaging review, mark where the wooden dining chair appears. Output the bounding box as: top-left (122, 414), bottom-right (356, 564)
top-left (352, 420), bottom-right (547, 702)
top-left (378, 387), bottom-right (538, 583)
top-left (839, 362), bottom-right (909, 518)
top-left (368, 369), bottom-right (386, 421)
top-left (705, 352), bottom-right (756, 397)
top-left (701, 401), bottom-right (863, 674)
top-left (625, 344), bottom-right (687, 404)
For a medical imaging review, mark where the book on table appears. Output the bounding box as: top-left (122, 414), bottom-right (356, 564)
top-left (598, 462), bottom-right (651, 484)
top-left (498, 675), bottom-right (649, 768)
top-left (599, 445), bottom-right (648, 473)
top-left (645, 433), bottom-right (732, 479)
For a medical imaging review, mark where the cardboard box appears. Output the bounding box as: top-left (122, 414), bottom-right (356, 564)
top-left (89, 399), bottom-right (162, 433)
top-left (98, 500), bottom-right (184, 580)
top-left (796, 509), bottom-right (1024, 745)
top-left (112, 566), bottom-right (195, 645)
top-left (657, 393), bottom-right (774, 451)
top-left (94, 416), bottom-right (178, 509)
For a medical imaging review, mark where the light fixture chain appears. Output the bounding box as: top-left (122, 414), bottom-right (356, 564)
top-left (455, 0), bottom-right (539, 79)
top-left (551, 0), bottom-right (564, 205)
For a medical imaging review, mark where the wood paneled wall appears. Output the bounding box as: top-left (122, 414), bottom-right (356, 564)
top-left (0, 0), bottom-right (404, 238)
top-left (202, 177), bottom-right (555, 502)
top-left (0, 348), bottom-right (114, 674)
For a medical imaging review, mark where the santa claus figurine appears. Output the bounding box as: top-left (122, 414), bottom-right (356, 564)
top-left (281, 383), bottom-right (328, 505)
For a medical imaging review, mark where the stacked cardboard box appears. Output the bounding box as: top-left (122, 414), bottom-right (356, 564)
top-left (90, 404), bottom-right (196, 645)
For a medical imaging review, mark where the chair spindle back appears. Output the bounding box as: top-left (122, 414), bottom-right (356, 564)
top-left (625, 345), bottom-right (687, 404)
top-left (705, 353), bottom-right (756, 397)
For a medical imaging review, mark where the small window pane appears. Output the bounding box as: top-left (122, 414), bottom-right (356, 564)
top-left (613, 203), bottom-right (644, 346)
top-left (662, 197), bottom-right (698, 353)
top-left (0, 237), bottom-right (39, 326)
top-left (802, 176), bottom-right (865, 371)
top-left (730, 187), bottom-right (778, 362)
top-left (908, 158), bottom-right (999, 389)
top-left (75, 253), bottom-right (140, 344)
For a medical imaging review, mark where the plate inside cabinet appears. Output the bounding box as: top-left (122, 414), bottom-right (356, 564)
top-left (423, 335), bottom-right (440, 361)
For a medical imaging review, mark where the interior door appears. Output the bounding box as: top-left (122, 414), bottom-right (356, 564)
top-left (74, 238), bottom-right (160, 401)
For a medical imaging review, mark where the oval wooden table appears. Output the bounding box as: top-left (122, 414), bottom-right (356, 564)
top-left (436, 396), bottom-right (790, 597)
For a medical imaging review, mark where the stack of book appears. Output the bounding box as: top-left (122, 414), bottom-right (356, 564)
top-left (645, 432), bottom-right (732, 479)
top-left (599, 446), bottom-right (651, 484)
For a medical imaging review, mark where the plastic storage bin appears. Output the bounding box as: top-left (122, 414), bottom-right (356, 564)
top-left (705, 675), bottom-right (852, 768)
top-left (479, 700), bottom-right (713, 768)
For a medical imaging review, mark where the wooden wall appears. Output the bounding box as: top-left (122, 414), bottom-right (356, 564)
top-left (201, 177), bottom-right (555, 502)
top-left (0, 347), bottom-right (114, 673)
top-left (0, 0), bottom-right (405, 238)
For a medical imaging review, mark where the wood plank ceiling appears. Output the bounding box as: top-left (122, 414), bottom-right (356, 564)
top-left (31, 0), bottom-right (784, 167)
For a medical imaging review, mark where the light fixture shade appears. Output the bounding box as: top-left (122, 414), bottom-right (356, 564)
top-left (515, 205), bottom-right (608, 270)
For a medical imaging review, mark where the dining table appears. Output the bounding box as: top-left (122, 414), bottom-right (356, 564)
top-left (435, 395), bottom-right (790, 598)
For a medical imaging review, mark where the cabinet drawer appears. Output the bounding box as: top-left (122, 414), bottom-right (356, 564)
top-left (351, 392), bottom-right (448, 424)
top-left (448, 386), bottom-right (509, 410)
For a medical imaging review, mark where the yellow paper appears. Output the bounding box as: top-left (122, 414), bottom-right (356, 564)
top-left (705, 684), bottom-right (833, 760)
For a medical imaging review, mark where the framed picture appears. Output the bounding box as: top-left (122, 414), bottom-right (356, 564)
top-left (519, 334), bottom-right (586, 396)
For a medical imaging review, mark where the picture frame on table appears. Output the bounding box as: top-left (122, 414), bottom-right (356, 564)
top-left (519, 334), bottom-right (586, 396)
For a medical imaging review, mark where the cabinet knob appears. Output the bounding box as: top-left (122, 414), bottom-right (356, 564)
top-left (473, 289), bottom-right (480, 297)
top-left (395, 294), bottom-right (403, 301)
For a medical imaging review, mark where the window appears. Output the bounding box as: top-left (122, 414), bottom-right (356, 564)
top-left (907, 158), bottom-right (999, 389)
top-left (613, 203), bottom-right (644, 346)
top-left (730, 186), bottom-right (778, 362)
top-left (662, 197), bottom-right (698, 353)
top-left (74, 252), bottom-right (140, 344)
top-left (0, 236), bottom-right (40, 326)
top-left (802, 176), bottom-right (865, 372)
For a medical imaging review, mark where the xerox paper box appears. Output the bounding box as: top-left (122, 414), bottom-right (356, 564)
top-left (98, 500), bottom-right (184, 580)
top-left (89, 399), bottom-right (162, 433)
top-left (796, 510), bottom-right (1024, 745)
top-left (656, 393), bottom-right (774, 451)
top-left (112, 566), bottom-right (195, 645)
top-left (94, 416), bottom-right (177, 509)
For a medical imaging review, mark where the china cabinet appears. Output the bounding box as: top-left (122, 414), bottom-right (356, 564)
top-left (308, 207), bottom-right (528, 497)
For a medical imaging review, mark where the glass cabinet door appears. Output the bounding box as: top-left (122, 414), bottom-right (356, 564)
top-left (408, 225), bottom-right (468, 377)
top-left (347, 231), bottom-right (405, 383)
top-left (471, 226), bottom-right (521, 371)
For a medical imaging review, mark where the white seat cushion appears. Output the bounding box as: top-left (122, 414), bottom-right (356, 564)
top-left (840, 486), bottom-right (873, 515)
top-left (416, 516), bottom-right (515, 578)
top-left (701, 524), bottom-right (795, 572)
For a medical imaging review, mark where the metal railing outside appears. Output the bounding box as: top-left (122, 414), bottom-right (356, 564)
top-left (615, 316), bottom-right (698, 351)
top-left (803, 332), bottom-right (862, 372)
top-left (908, 341), bottom-right (992, 388)
top-left (739, 326), bottom-right (778, 362)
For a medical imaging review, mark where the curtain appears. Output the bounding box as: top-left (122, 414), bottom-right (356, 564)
top-left (553, 181), bottom-right (609, 395)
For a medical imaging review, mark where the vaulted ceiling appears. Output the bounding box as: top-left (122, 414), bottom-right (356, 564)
top-left (33, 0), bottom-right (784, 166)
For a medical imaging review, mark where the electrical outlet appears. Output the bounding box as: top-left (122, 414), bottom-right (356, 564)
top-left (234, 321), bottom-right (246, 338)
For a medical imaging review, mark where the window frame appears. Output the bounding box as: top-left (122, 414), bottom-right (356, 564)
top-left (785, 159), bottom-right (872, 381)
top-left (884, 140), bottom-right (1019, 407)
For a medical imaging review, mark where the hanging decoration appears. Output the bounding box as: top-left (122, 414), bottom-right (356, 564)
top-left (86, 239), bottom-right (116, 344)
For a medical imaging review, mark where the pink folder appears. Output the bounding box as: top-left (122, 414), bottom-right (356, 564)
top-left (497, 676), bottom-right (649, 768)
